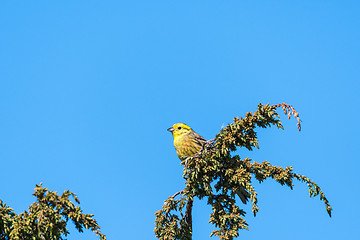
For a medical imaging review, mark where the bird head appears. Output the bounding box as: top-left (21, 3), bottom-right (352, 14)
top-left (167, 123), bottom-right (193, 138)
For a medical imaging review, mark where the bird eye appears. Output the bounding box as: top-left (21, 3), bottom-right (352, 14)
top-left (177, 127), bottom-right (182, 130)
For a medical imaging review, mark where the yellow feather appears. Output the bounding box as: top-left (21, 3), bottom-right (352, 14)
top-left (168, 123), bottom-right (206, 161)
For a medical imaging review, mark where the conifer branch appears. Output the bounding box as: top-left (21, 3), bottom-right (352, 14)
top-left (155, 103), bottom-right (332, 240)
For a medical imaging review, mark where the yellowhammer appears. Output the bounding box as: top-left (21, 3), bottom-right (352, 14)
top-left (167, 123), bottom-right (207, 161)
top-left (167, 123), bottom-right (249, 204)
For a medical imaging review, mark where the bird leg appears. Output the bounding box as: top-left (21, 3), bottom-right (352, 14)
top-left (184, 157), bottom-right (190, 169)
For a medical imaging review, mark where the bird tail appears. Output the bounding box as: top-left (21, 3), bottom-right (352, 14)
top-left (236, 188), bottom-right (250, 204)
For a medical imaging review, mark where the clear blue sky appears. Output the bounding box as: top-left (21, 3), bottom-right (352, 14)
top-left (1, 1), bottom-right (359, 239)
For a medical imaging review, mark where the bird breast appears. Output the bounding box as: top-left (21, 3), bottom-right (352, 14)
top-left (174, 134), bottom-right (202, 160)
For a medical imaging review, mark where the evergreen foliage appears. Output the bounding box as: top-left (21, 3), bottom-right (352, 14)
top-left (155, 103), bottom-right (332, 240)
top-left (0, 184), bottom-right (105, 240)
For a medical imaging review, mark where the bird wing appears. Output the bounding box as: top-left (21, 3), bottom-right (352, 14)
top-left (189, 131), bottom-right (207, 146)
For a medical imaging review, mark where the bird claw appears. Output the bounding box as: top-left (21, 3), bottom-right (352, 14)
top-left (185, 158), bottom-right (189, 169)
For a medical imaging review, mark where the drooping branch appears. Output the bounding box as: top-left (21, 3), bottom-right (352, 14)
top-left (291, 173), bottom-right (332, 217)
top-left (274, 102), bottom-right (302, 131)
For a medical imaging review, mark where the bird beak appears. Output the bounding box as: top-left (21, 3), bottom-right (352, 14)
top-left (167, 127), bottom-right (175, 132)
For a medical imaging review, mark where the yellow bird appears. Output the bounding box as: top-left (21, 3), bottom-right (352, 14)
top-left (167, 123), bottom-right (207, 161)
top-left (167, 123), bottom-right (249, 204)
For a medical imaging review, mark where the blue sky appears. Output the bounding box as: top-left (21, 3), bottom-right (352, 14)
top-left (0, 1), bottom-right (359, 239)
